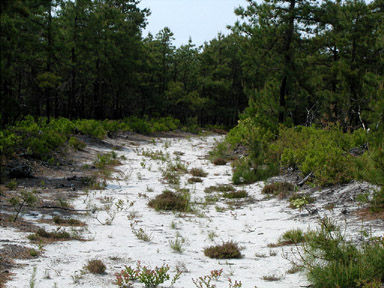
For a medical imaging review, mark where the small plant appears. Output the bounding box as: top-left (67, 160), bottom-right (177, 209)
top-left (28, 228), bottom-right (71, 242)
top-left (289, 194), bottom-right (315, 209)
top-left (169, 234), bottom-right (185, 253)
top-left (190, 167), bottom-right (208, 177)
top-left (262, 274), bottom-right (282, 281)
top-left (132, 227), bottom-right (153, 242)
top-left (6, 179), bottom-right (17, 190)
top-left (222, 190), bottom-right (248, 199)
top-left (9, 190), bottom-right (38, 221)
top-left (204, 184), bottom-right (235, 194)
top-left (261, 182), bottom-right (295, 199)
top-left (148, 190), bottom-right (191, 212)
top-left (114, 261), bottom-right (181, 288)
top-left (213, 158), bottom-right (227, 165)
top-left (188, 177), bottom-right (203, 183)
top-left (29, 248), bottom-right (39, 257)
top-left (278, 228), bottom-right (305, 245)
top-left (204, 241), bottom-right (243, 259)
top-left (86, 259), bottom-right (106, 274)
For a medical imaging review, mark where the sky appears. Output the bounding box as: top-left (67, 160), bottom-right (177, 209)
top-left (138, 0), bottom-right (249, 47)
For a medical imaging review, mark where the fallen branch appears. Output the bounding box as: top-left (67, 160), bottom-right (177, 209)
top-left (297, 172), bottom-right (313, 187)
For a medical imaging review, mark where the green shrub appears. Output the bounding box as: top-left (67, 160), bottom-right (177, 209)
top-left (204, 184), bottom-right (235, 193)
top-left (222, 190), bottom-right (248, 199)
top-left (213, 158), bottom-right (227, 165)
top-left (278, 229), bottom-right (305, 245)
top-left (124, 116), bottom-right (153, 134)
top-left (190, 167), bottom-right (208, 177)
top-left (204, 241), bottom-right (243, 259)
top-left (148, 190), bottom-right (191, 212)
top-left (232, 157), bottom-right (279, 185)
top-left (75, 119), bottom-right (106, 139)
top-left (68, 136), bottom-right (86, 151)
top-left (304, 219), bottom-right (384, 288)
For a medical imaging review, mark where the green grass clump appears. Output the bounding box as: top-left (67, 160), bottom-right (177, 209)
top-left (188, 177), bottom-right (203, 183)
top-left (189, 168), bottom-right (208, 177)
top-left (148, 190), bottom-right (191, 212)
top-left (204, 241), bottom-right (243, 259)
top-left (94, 152), bottom-right (121, 169)
top-left (28, 228), bottom-right (71, 241)
top-left (222, 190), bottom-right (248, 199)
top-left (213, 158), bottom-right (227, 165)
top-left (278, 229), bottom-right (305, 245)
top-left (204, 184), bottom-right (235, 194)
top-left (53, 216), bottom-right (83, 226)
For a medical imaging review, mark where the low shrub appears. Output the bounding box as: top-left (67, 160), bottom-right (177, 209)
top-left (213, 158), bottom-right (227, 165)
top-left (278, 229), bottom-right (305, 245)
top-left (190, 168), bottom-right (208, 177)
top-left (114, 262), bottom-right (181, 287)
top-left (86, 259), bottom-right (106, 274)
top-left (204, 184), bottom-right (235, 193)
top-left (148, 190), bottom-right (191, 212)
top-left (188, 177), bottom-right (203, 183)
top-left (289, 193), bottom-right (315, 209)
top-left (68, 136), bottom-right (86, 151)
top-left (204, 241), bottom-right (243, 259)
top-left (303, 219), bottom-right (384, 288)
top-left (28, 228), bottom-right (71, 241)
top-left (75, 119), bottom-right (106, 139)
top-left (223, 190), bottom-right (248, 199)
top-left (262, 182), bottom-right (295, 199)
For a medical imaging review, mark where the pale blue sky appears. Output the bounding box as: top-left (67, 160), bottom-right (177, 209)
top-left (138, 0), bottom-right (248, 47)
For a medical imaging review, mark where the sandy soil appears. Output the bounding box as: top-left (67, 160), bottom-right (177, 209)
top-left (1, 133), bottom-right (382, 288)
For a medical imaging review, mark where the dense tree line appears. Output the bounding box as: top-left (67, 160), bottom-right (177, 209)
top-left (1, 0), bottom-right (383, 133)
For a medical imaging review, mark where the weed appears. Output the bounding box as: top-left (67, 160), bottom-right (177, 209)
top-left (115, 261), bottom-right (181, 287)
top-left (29, 249), bottom-right (39, 257)
top-left (28, 228), bottom-right (71, 242)
top-left (148, 190), bottom-right (191, 212)
top-left (169, 234), bottom-right (185, 253)
top-left (204, 241), bottom-right (243, 259)
top-left (188, 177), bottom-right (203, 183)
top-left (6, 179), bottom-right (17, 190)
top-left (261, 182), bottom-right (295, 199)
top-left (223, 190), bottom-right (248, 199)
top-left (213, 158), bottom-right (227, 165)
top-left (132, 227), bottom-right (152, 242)
top-left (262, 274), bottom-right (282, 281)
top-left (86, 259), bottom-right (106, 274)
top-left (9, 190), bottom-right (38, 221)
top-left (287, 265), bottom-right (303, 274)
top-left (68, 136), bottom-right (86, 150)
top-left (30, 267), bottom-right (37, 288)
top-left (289, 194), bottom-right (315, 209)
top-left (278, 229), bottom-right (306, 245)
top-left (204, 184), bottom-right (235, 194)
top-left (190, 167), bottom-right (208, 177)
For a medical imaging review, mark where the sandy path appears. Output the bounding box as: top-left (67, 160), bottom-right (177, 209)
top-left (3, 135), bottom-right (381, 288)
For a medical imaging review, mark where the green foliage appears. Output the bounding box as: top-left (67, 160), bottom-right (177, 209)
top-left (68, 137), bottom-right (86, 151)
top-left (148, 190), bottom-right (191, 212)
top-left (222, 190), bottom-right (248, 199)
top-left (277, 126), bottom-right (365, 186)
top-left (115, 262), bottom-right (181, 288)
top-left (278, 229), bottom-right (305, 245)
top-left (75, 119), bottom-right (106, 139)
top-left (28, 228), bottom-right (71, 241)
top-left (189, 167), bottom-right (208, 177)
top-left (9, 190), bottom-right (38, 221)
top-left (289, 194), bottom-right (315, 209)
top-left (94, 152), bottom-right (120, 169)
top-left (303, 219), bottom-right (384, 288)
top-left (204, 241), bottom-right (243, 259)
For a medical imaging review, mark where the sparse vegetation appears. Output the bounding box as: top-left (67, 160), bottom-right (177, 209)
top-left (188, 177), bottom-right (203, 183)
top-left (190, 168), bottom-right (208, 177)
top-left (213, 158), bottom-right (227, 165)
top-left (204, 241), bottom-right (243, 259)
top-left (27, 228), bottom-right (71, 242)
top-left (222, 190), bottom-right (248, 199)
top-left (86, 259), bottom-right (106, 274)
top-left (148, 190), bottom-right (191, 212)
top-left (262, 182), bottom-right (295, 199)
